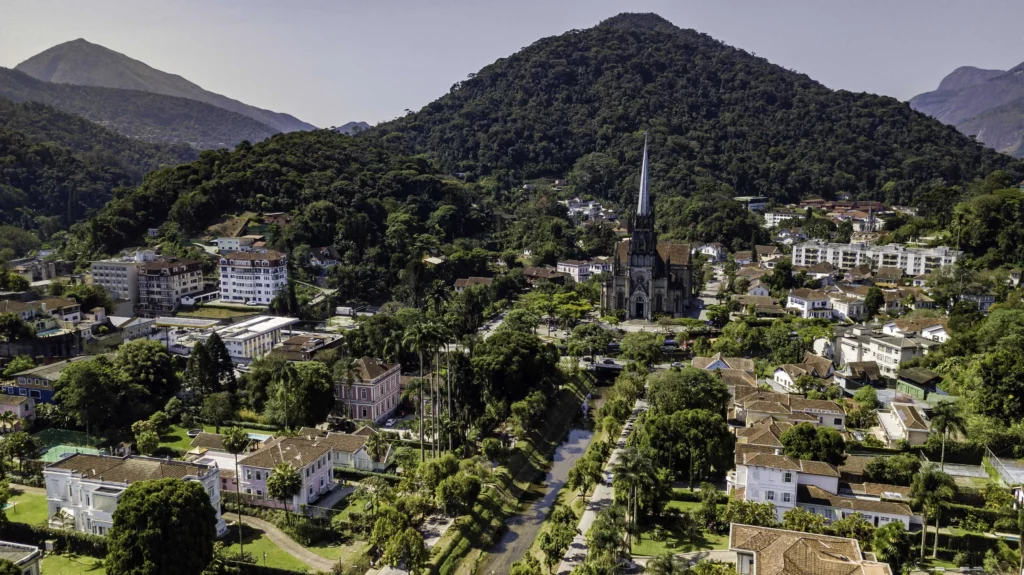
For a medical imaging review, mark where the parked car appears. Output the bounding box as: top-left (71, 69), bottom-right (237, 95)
top-left (385, 419), bottom-right (397, 428)
top-left (602, 358), bottom-right (615, 365)
top-left (671, 362), bottom-right (683, 368)
top-left (583, 356), bottom-right (593, 363)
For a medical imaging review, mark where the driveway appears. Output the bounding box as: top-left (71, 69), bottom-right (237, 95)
top-left (478, 428), bottom-right (595, 575)
top-left (222, 512), bottom-right (335, 572)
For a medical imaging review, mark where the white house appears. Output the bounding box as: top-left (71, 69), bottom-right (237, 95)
top-left (772, 353), bottom-right (834, 392)
top-left (215, 235), bottom-right (262, 253)
top-left (734, 251), bottom-right (754, 266)
top-left (747, 280), bottom-right (770, 297)
top-left (829, 295), bottom-right (866, 322)
top-left (763, 210), bottom-right (801, 228)
top-left (786, 288), bottom-right (831, 319)
top-left (835, 325), bottom-right (937, 379)
top-left (881, 318), bottom-right (949, 343)
top-left (44, 453), bottom-right (227, 537)
top-left (877, 403), bottom-right (931, 447)
top-left (692, 243), bottom-right (727, 262)
top-left (196, 315), bottom-right (300, 361)
top-left (737, 391), bottom-right (846, 430)
top-left (325, 428), bottom-right (391, 472)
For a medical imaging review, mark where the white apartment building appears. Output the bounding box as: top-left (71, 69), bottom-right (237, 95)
top-left (692, 243), bottom-right (727, 262)
top-left (197, 315), bottom-right (299, 361)
top-left (44, 453), bottom-right (227, 537)
top-left (219, 250), bottom-right (288, 305)
top-left (834, 326), bottom-right (937, 379)
top-left (792, 240), bottom-right (961, 276)
top-left (215, 235), bottom-right (263, 253)
top-left (763, 210), bottom-right (801, 228)
top-left (786, 289), bottom-right (831, 319)
top-left (90, 260), bottom-right (139, 304)
top-left (829, 295), bottom-right (867, 321)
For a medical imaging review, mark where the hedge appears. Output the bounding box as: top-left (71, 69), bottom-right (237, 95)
top-left (0, 522), bottom-right (107, 557)
top-left (939, 502), bottom-right (1016, 530)
top-left (230, 562), bottom-right (305, 575)
top-left (333, 468), bottom-right (402, 484)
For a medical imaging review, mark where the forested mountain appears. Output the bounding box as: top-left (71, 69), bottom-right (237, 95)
top-left (0, 68), bottom-right (279, 149)
top-left (336, 121), bottom-right (371, 134)
top-left (0, 97), bottom-right (196, 234)
top-left (374, 13), bottom-right (1021, 206)
top-left (911, 63), bottom-right (1024, 157)
top-left (16, 39), bottom-right (315, 133)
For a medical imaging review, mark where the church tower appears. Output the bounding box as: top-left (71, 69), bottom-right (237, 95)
top-left (626, 133), bottom-right (656, 320)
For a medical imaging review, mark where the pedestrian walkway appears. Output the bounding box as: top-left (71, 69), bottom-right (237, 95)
top-left (222, 512), bottom-right (335, 572)
top-left (555, 396), bottom-right (649, 575)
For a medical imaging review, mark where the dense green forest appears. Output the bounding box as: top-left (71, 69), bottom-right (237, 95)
top-left (374, 13), bottom-right (1023, 206)
top-left (0, 67), bottom-right (279, 149)
top-left (0, 97), bottom-right (196, 241)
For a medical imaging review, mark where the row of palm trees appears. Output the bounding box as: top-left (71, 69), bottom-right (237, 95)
top-left (401, 321), bottom-right (457, 461)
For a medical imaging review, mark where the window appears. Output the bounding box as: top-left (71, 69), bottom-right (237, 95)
top-left (766, 491), bottom-right (775, 501)
top-left (255, 471), bottom-right (261, 481)
top-left (834, 418), bottom-right (842, 426)
top-left (783, 493), bottom-right (791, 503)
top-left (783, 472), bottom-right (792, 483)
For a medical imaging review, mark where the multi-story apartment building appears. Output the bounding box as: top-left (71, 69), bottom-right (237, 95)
top-left (215, 235), bottom-right (262, 253)
top-left (90, 260), bottom-right (139, 304)
top-left (791, 240), bottom-right (961, 275)
top-left (336, 357), bottom-right (402, 423)
top-left (43, 453), bottom-right (226, 537)
top-left (196, 316), bottom-right (299, 361)
top-left (4, 355), bottom-right (101, 403)
top-left (237, 436), bottom-right (333, 509)
top-left (554, 258), bottom-right (613, 283)
top-left (136, 259), bottom-right (204, 316)
top-left (763, 210), bottom-right (801, 228)
top-left (219, 250), bottom-right (288, 305)
top-left (834, 325), bottom-right (938, 379)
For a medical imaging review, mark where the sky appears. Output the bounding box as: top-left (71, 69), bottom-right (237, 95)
top-left (2, 0), bottom-right (1024, 128)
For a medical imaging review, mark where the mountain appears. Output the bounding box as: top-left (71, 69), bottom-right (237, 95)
top-left (16, 39), bottom-right (316, 133)
top-left (336, 121), bottom-right (371, 134)
top-left (0, 96), bottom-right (196, 232)
top-left (374, 13), bottom-right (1020, 207)
top-left (911, 63), bottom-right (1024, 156)
top-left (0, 68), bottom-right (280, 149)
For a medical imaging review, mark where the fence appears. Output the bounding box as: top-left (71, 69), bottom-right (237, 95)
top-left (986, 445), bottom-right (1024, 486)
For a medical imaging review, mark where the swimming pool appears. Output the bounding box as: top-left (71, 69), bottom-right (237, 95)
top-left (247, 433), bottom-right (273, 442)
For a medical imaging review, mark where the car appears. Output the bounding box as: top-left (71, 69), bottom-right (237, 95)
top-left (245, 301), bottom-right (259, 306)
top-left (385, 419), bottom-right (397, 428)
top-left (582, 356), bottom-right (593, 363)
top-left (186, 429), bottom-right (203, 438)
top-left (671, 362), bottom-right (683, 368)
top-left (602, 358), bottom-right (615, 365)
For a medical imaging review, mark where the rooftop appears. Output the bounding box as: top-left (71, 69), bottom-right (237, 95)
top-left (240, 436), bottom-right (332, 470)
top-left (210, 316), bottom-right (300, 342)
top-left (46, 453), bottom-right (212, 484)
top-left (730, 524), bottom-right (892, 575)
top-left (0, 541), bottom-right (39, 565)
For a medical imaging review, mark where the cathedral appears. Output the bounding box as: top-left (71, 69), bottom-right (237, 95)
top-left (601, 136), bottom-right (694, 320)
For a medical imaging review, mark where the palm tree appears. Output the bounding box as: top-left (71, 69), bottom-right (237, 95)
top-left (403, 323), bottom-right (431, 461)
top-left (612, 446), bottom-right (655, 549)
top-left (910, 465), bottom-right (957, 560)
top-left (929, 400), bottom-right (966, 472)
top-left (645, 553), bottom-right (688, 575)
top-left (271, 362), bottom-right (298, 429)
top-left (266, 462), bottom-right (303, 524)
top-left (365, 431), bottom-right (390, 464)
top-left (51, 508), bottom-right (74, 550)
top-left (222, 427), bottom-right (251, 557)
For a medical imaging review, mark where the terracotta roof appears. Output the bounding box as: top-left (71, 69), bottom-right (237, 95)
top-left (736, 419), bottom-right (793, 447)
top-left (522, 266), bottom-right (564, 280)
top-left (801, 352), bottom-right (834, 378)
top-left (656, 243), bottom-right (692, 265)
top-left (357, 357), bottom-right (396, 382)
top-left (39, 298), bottom-right (79, 309)
top-left (189, 432), bottom-right (230, 451)
top-left (756, 245), bottom-right (780, 256)
top-left (719, 368), bottom-right (757, 390)
top-left (352, 426), bottom-right (377, 437)
top-left (140, 258), bottom-right (202, 271)
top-left (222, 250), bottom-right (286, 262)
top-left (843, 362), bottom-right (880, 381)
top-left (735, 251), bottom-right (753, 261)
top-left (0, 395), bottom-right (30, 406)
top-left (733, 294), bottom-right (775, 307)
top-left (47, 454), bottom-right (211, 483)
top-left (873, 267), bottom-right (904, 281)
top-left (322, 432), bottom-right (368, 454)
top-left (454, 277), bottom-right (493, 288)
top-left (743, 452), bottom-right (802, 471)
top-left (741, 391), bottom-right (844, 417)
top-left (838, 455), bottom-right (875, 477)
top-left (0, 300), bottom-right (37, 314)
top-left (798, 460), bottom-right (841, 478)
top-left (240, 436), bottom-right (332, 470)
top-left (729, 524), bottom-right (892, 575)
top-left (692, 353), bottom-right (755, 373)
top-left (789, 288), bottom-right (829, 301)
top-left (735, 443), bottom-right (777, 466)
top-left (892, 317), bottom-right (947, 334)
top-left (806, 262), bottom-right (836, 274)
top-left (798, 484), bottom-right (912, 516)
top-left (295, 427), bottom-right (326, 437)
top-left (736, 266), bottom-right (769, 279)
top-left (892, 403), bottom-right (929, 431)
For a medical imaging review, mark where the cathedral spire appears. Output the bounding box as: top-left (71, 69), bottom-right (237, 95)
top-left (637, 133), bottom-right (651, 216)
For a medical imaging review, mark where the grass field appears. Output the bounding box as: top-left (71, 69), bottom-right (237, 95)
top-left (631, 489), bottom-right (729, 557)
top-left (160, 424), bottom-right (280, 453)
top-left (42, 554), bottom-right (106, 574)
top-left (223, 524), bottom-right (309, 572)
top-left (178, 307), bottom-right (257, 319)
top-left (6, 491), bottom-right (48, 526)
top-left (331, 494), bottom-right (370, 522)
top-left (307, 539), bottom-right (368, 563)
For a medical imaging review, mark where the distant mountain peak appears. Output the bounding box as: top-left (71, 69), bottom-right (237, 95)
top-left (598, 13), bottom-right (678, 33)
top-left (16, 39), bottom-right (316, 133)
top-left (336, 121), bottom-right (371, 135)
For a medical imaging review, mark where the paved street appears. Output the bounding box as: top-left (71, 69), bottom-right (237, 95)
top-left (555, 396), bottom-right (649, 575)
top-left (479, 428), bottom-right (595, 575)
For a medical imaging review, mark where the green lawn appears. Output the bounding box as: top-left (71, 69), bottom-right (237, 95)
top-left (224, 524), bottom-right (309, 573)
top-left (160, 424), bottom-right (280, 453)
top-left (307, 539), bottom-right (368, 563)
top-left (6, 491), bottom-right (48, 526)
top-left (178, 307), bottom-right (257, 319)
top-left (331, 494), bottom-right (370, 523)
top-left (41, 554), bottom-right (106, 574)
top-left (631, 490), bottom-right (729, 557)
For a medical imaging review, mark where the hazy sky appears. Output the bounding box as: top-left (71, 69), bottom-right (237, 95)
top-left (2, 0), bottom-right (1024, 128)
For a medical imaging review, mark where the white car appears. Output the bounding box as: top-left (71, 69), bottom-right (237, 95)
top-left (385, 419), bottom-right (397, 428)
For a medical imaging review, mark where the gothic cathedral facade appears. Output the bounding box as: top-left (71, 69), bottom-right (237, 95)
top-left (601, 136), bottom-right (694, 320)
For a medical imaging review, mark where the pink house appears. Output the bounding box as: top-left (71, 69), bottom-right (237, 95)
top-left (336, 358), bottom-right (401, 423)
top-left (237, 436), bottom-right (333, 510)
top-left (0, 395), bottom-right (35, 431)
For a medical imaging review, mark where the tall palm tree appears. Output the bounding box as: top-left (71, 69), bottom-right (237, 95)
top-left (365, 431), bottom-right (390, 464)
top-left (266, 462), bottom-right (302, 524)
top-left (334, 355), bottom-right (360, 411)
top-left (271, 362), bottom-right (298, 430)
top-left (930, 401), bottom-right (966, 472)
top-left (910, 465), bottom-right (957, 560)
top-left (0, 412), bottom-right (17, 434)
top-left (403, 323), bottom-right (430, 461)
top-left (612, 446), bottom-right (655, 549)
top-left (222, 427), bottom-right (251, 557)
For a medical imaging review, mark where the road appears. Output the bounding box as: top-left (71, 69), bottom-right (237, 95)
top-left (556, 396), bottom-right (649, 575)
top-left (478, 428), bottom-right (595, 575)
